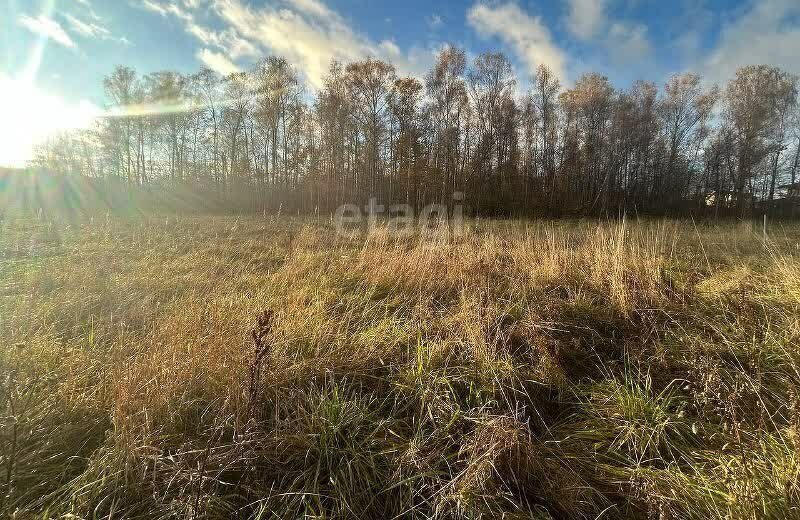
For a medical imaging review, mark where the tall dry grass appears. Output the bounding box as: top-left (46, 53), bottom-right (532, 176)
top-left (1, 216), bottom-right (799, 518)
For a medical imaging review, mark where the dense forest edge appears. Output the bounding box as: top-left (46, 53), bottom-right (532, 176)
top-left (7, 46), bottom-right (800, 219)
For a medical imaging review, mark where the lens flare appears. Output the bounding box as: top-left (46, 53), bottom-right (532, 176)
top-left (0, 76), bottom-right (102, 167)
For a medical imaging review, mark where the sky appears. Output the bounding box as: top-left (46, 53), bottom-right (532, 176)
top-left (2, 0), bottom-right (800, 166)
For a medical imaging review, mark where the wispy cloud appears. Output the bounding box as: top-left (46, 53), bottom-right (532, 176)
top-left (564, 0), bottom-right (651, 67)
top-left (139, 0), bottom-right (258, 62)
top-left (18, 15), bottom-right (76, 48)
top-left (73, 0), bottom-right (107, 23)
top-left (17, 0), bottom-right (131, 48)
top-left (63, 12), bottom-right (131, 45)
top-left (288, 0), bottom-right (334, 19)
top-left (196, 48), bottom-right (241, 76)
top-left (605, 22), bottom-right (651, 65)
top-left (186, 22), bottom-right (259, 59)
top-left (467, 2), bottom-right (568, 84)
top-left (63, 13), bottom-right (110, 39)
top-left (140, 0), bottom-right (170, 17)
top-left (427, 14), bottom-right (443, 29)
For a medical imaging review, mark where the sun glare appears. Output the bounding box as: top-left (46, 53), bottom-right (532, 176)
top-left (0, 76), bottom-right (100, 168)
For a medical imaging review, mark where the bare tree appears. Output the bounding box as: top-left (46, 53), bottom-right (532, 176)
top-left (345, 59), bottom-right (396, 201)
top-left (467, 52), bottom-right (516, 213)
top-left (531, 64), bottom-right (560, 209)
top-left (221, 72), bottom-right (251, 192)
top-left (33, 55), bottom-right (800, 218)
top-left (427, 46), bottom-right (468, 206)
top-left (103, 66), bottom-right (138, 184)
top-left (726, 65), bottom-right (796, 215)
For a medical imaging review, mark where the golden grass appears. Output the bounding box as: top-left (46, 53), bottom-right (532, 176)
top-left (1, 216), bottom-right (800, 518)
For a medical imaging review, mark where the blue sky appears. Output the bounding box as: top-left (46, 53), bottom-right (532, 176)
top-left (2, 0), bottom-right (800, 165)
top-left (5, 0), bottom-right (800, 100)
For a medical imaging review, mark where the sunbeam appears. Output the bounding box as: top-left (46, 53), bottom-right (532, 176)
top-left (0, 75), bottom-right (101, 167)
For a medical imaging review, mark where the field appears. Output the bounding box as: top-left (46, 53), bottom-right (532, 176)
top-left (1, 216), bottom-right (800, 519)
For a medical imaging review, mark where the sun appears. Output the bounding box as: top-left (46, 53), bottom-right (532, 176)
top-left (0, 76), bottom-right (100, 168)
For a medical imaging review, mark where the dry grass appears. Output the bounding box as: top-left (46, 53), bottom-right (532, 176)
top-left (1, 216), bottom-right (800, 519)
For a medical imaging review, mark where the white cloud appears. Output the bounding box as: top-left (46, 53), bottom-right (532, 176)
top-left (147, 0), bottom-right (431, 89)
top-left (700, 0), bottom-right (800, 84)
top-left (213, 0), bottom-right (409, 88)
top-left (566, 0), bottom-right (606, 40)
top-left (467, 2), bottom-right (568, 84)
top-left (18, 15), bottom-right (76, 48)
top-left (196, 48), bottom-right (241, 76)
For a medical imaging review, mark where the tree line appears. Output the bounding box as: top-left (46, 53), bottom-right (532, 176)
top-left (32, 46), bottom-right (800, 217)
